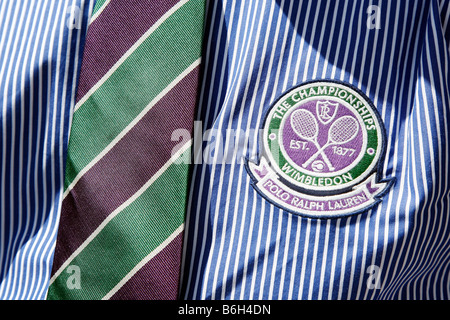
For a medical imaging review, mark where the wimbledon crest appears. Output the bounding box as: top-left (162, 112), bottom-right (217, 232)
top-left (246, 80), bottom-right (394, 219)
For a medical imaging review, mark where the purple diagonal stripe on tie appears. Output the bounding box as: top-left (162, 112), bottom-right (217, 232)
top-left (109, 232), bottom-right (184, 300)
top-left (76, 0), bottom-right (180, 102)
top-left (51, 67), bottom-right (199, 274)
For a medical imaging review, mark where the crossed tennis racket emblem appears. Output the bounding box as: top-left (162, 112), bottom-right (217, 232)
top-left (290, 107), bottom-right (360, 172)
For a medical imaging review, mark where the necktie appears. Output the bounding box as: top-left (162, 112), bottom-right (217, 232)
top-left (47, 0), bottom-right (206, 300)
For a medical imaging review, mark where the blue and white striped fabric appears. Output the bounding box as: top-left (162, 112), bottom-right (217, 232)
top-left (0, 0), bottom-right (95, 300)
top-left (181, 0), bottom-right (450, 300)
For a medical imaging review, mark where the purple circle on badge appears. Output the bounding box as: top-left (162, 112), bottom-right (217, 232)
top-left (281, 100), bottom-right (364, 174)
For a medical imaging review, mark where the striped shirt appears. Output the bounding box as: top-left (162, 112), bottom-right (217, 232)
top-left (180, 0), bottom-right (450, 300)
top-left (1, 0), bottom-right (449, 300)
top-left (0, 0), bottom-right (95, 299)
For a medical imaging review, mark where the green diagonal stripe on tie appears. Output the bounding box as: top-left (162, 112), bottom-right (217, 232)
top-left (47, 147), bottom-right (191, 300)
top-left (91, 0), bottom-right (109, 14)
top-left (64, 0), bottom-right (204, 190)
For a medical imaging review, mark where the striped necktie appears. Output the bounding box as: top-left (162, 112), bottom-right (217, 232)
top-left (47, 0), bottom-right (206, 300)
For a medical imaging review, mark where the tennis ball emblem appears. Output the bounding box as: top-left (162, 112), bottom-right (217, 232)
top-left (246, 80), bottom-right (395, 219)
top-left (311, 161), bottom-right (325, 173)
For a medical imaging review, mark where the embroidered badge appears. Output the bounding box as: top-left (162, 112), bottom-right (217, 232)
top-left (246, 80), bottom-right (394, 219)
